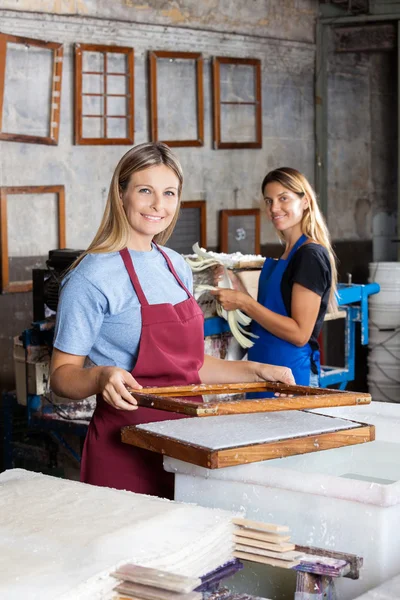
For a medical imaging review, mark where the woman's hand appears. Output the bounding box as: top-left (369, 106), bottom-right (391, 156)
top-left (97, 367), bottom-right (141, 411)
top-left (213, 265), bottom-right (241, 289)
top-left (254, 363), bottom-right (295, 387)
top-left (211, 288), bottom-right (249, 312)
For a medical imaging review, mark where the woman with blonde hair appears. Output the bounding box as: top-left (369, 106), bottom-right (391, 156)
top-left (50, 143), bottom-right (294, 497)
top-left (213, 167), bottom-right (337, 389)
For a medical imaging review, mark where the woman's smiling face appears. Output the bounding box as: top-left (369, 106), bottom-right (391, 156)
top-left (121, 164), bottom-right (179, 250)
top-left (263, 181), bottom-right (308, 233)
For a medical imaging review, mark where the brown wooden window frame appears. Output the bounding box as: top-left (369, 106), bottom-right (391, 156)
top-left (220, 208), bottom-right (260, 255)
top-left (74, 43), bottom-right (134, 145)
top-left (0, 185), bottom-right (66, 293)
top-left (212, 57), bottom-right (262, 150)
top-left (0, 33), bottom-right (63, 145)
top-left (149, 51), bottom-right (204, 147)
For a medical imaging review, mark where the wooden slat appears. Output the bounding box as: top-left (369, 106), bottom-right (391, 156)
top-left (122, 423), bottom-right (375, 470)
top-left (233, 517), bottom-right (289, 533)
top-left (235, 538), bottom-right (294, 553)
top-left (133, 394), bottom-right (373, 416)
top-left (234, 535), bottom-right (294, 552)
top-left (113, 581), bottom-right (201, 600)
top-left (215, 425), bottom-right (374, 468)
top-left (235, 544), bottom-right (301, 562)
top-left (234, 550), bottom-right (300, 569)
top-left (129, 381), bottom-right (371, 417)
top-left (234, 530), bottom-right (291, 544)
top-left (111, 564), bottom-right (201, 593)
top-left (129, 381), bottom-right (371, 401)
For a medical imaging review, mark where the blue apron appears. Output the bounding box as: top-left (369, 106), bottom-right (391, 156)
top-left (247, 234), bottom-right (320, 391)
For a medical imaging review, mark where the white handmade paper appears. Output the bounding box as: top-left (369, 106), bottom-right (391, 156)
top-left (0, 469), bottom-right (235, 600)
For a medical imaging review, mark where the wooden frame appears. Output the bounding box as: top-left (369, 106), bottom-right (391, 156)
top-left (0, 185), bottom-right (66, 293)
top-left (122, 417), bottom-right (375, 469)
top-left (75, 43), bottom-right (134, 145)
top-left (212, 56), bottom-right (262, 149)
top-left (149, 51), bottom-right (204, 147)
top-left (0, 33), bottom-right (63, 145)
top-left (220, 208), bottom-right (260, 254)
top-left (167, 200), bottom-right (207, 253)
top-left (128, 381), bottom-right (371, 417)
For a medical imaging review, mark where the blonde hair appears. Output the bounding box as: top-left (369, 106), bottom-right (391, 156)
top-left (261, 167), bottom-right (338, 312)
top-left (72, 142), bottom-right (183, 268)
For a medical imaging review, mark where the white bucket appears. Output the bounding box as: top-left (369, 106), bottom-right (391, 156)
top-left (368, 359), bottom-right (400, 384)
top-left (369, 262), bottom-right (400, 286)
top-left (369, 328), bottom-right (400, 365)
top-left (369, 305), bottom-right (400, 330)
top-left (368, 380), bottom-right (400, 402)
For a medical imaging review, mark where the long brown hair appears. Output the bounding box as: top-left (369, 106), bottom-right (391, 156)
top-left (72, 142), bottom-right (183, 268)
top-left (261, 167), bottom-right (338, 312)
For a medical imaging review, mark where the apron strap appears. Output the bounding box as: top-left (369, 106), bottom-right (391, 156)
top-left (119, 248), bottom-right (149, 306)
top-left (153, 242), bottom-right (193, 298)
top-left (286, 233), bottom-right (308, 261)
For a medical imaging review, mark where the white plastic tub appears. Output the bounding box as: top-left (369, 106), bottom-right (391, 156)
top-left (166, 402), bottom-right (400, 599)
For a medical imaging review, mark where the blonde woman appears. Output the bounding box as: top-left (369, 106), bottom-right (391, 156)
top-left (50, 144), bottom-right (294, 497)
top-left (212, 167), bottom-right (337, 389)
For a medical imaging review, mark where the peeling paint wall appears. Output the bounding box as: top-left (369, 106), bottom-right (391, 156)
top-left (1, 0), bottom-right (316, 43)
top-left (0, 4), bottom-right (317, 386)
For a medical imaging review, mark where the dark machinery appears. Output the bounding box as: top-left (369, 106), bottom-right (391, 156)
top-left (32, 248), bottom-right (83, 321)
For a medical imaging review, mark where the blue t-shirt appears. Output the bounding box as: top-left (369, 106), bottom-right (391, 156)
top-left (53, 245), bottom-right (193, 371)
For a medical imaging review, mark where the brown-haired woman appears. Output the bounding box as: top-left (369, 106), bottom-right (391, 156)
top-left (212, 167), bottom-right (337, 390)
top-left (50, 144), bottom-right (295, 497)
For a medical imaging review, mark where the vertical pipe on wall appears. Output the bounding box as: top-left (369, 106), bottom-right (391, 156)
top-left (315, 22), bottom-right (329, 219)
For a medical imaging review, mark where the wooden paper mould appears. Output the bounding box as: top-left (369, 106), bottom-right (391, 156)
top-left (127, 381), bottom-right (371, 417)
top-left (122, 382), bottom-right (374, 469)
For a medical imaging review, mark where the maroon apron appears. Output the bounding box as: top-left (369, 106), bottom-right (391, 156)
top-left (80, 244), bottom-right (204, 498)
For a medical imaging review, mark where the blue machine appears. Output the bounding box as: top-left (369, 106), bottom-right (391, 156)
top-left (203, 282), bottom-right (380, 390)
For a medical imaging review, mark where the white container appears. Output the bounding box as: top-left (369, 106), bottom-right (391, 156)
top-left (166, 403), bottom-right (400, 600)
top-left (368, 381), bottom-right (399, 402)
top-left (369, 328), bottom-right (400, 365)
top-left (368, 262), bottom-right (400, 329)
top-left (369, 262), bottom-right (400, 286)
top-left (369, 305), bottom-right (400, 329)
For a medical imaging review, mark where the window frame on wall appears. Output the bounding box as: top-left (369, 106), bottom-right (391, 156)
top-left (149, 50), bottom-right (204, 147)
top-left (212, 56), bottom-right (262, 149)
top-left (0, 33), bottom-right (63, 145)
top-left (74, 43), bottom-right (134, 145)
top-left (219, 208), bottom-right (260, 255)
top-left (0, 185), bottom-right (66, 293)
top-left (166, 200), bottom-right (207, 254)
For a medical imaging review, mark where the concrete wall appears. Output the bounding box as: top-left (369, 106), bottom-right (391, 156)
top-left (0, 0), bottom-right (317, 43)
top-left (326, 31), bottom-right (398, 259)
top-left (0, 3), bottom-right (317, 387)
